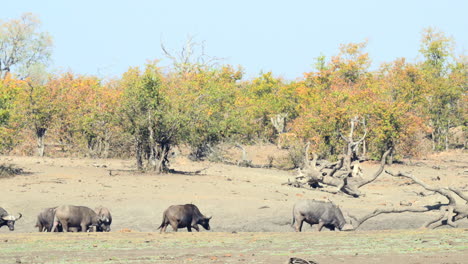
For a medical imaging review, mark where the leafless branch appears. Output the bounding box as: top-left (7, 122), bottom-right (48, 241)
top-left (357, 148), bottom-right (392, 188)
top-left (350, 206), bottom-right (434, 230)
top-left (385, 170), bottom-right (457, 205)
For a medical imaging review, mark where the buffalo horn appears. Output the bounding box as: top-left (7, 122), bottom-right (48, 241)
top-left (2, 215), bottom-right (15, 221)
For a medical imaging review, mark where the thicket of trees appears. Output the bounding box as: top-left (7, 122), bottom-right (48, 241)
top-left (0, 14), bottom-right (466, 173)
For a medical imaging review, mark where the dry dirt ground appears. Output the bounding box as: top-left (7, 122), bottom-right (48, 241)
top-left (0, 145), bottom-right (467, 263)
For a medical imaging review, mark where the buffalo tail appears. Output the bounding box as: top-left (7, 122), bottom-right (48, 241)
top-left (157, 214), bottom-right (167, 230)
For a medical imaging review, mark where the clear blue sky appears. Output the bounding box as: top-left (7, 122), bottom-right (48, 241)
top-left (2, 0), bottom-right (467, 80)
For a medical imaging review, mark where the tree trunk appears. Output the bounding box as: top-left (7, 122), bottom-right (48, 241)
top-left (135, 139), bottom-right (144, 170)
top-left (36, 127), bottom-right (47, 157)
top-left (86, 135), bottom-right (96, 158)
top-left (341, 116), bottom-right (367, 170)
top-left (445, 124), bottom-right (449, 151)
top-left (102, 136), bottom-right (110, 158)
top-left (362, 139), bottom-right (367, 159)
top-left (387, 151), bottom-right (394, 165)
top-left (154, 144), bottom-right (170, 173)
top-left (96, 139), bottom-right (102, 158)
top-left (148, 125), bottom-right (157, 170)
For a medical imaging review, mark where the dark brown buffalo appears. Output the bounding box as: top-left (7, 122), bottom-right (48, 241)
top-left (94, 206), bottom-right (112, 232)
top-left (52, 205), bottom-right (104, 232)
top-left (0, 207), bottom-right (22, 231)
top-left (158, 204), bottom-right (211, 233)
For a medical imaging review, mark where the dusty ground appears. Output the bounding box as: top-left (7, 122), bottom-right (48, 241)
top-left (0, 145), bottom-right (467, 263)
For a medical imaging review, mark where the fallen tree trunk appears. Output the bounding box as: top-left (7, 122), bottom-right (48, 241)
top-left (348, 170), bottom-right (468, 230)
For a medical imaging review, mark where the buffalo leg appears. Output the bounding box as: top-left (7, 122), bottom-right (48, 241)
top-left (61, 221), bottom-right (69, 233)
top-left (317, 221), bottom-right (325, 232)
top-left (80, 224), bottom-right (88, 232)
top-left (160, 223), bottom-right (168, 233)
top-left (169, 220), bottom-right (178, 232)
top-left (51, 220), bottom-right (61, 232)
top-left (187, 225), bottom-right (192, 232)
top-left (192, 225), bottom-right (200, 232)
top-left (294, 219), bottom-right (304, 232)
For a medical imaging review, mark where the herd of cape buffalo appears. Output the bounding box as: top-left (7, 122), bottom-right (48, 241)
top-left (1, 200), bottom-right (353, 233)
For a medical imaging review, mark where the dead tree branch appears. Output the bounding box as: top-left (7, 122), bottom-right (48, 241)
top-left (285, 145), bottom-right (392, 197)
top-left (385, 170), bottom-right (458, 205)
top-left (349, 170), bottom-right (468, 230)
top-left (283, 116), bottom-right (391, 197)
top-left (349, 206), bottom-right (435, 230)
top-left (357, 148), bottom-right (393, 188)
top-left (160, 36), bottom-right (223, 76)
top-left (340, 116), bottom-right (368, 170)
top-left (448, 187), bottom-right (468, 202)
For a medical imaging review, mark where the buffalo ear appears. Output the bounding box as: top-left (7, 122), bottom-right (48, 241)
top-left (207, 216), bottom-right (212, 220)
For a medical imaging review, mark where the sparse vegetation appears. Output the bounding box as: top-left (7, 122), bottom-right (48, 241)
top-left (0, 230), bottom-right (466, 263)
top-left (0, 164), bottom-right (23, 178)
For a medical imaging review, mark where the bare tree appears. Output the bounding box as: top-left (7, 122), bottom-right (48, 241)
top-left (285, 142), bottom-right (392, 197)
top-left (0, 13), bottom-right (52, 79)
top-left (271, 113), bottom-right (288, 134)
top-left (160, 36), bottom-right (221, 76)
top-left (340, 116), bottom-right (367, 170)
top-left (284, 116), bottom-right (390, 197)
top-left (271, 113), bottom-right (298, 149)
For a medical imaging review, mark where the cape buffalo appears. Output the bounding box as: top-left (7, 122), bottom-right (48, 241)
top-left (158, 204), bottom-right (211, 233)
top-left (35, 207), bottom-right (63, 232)
top-left (292, 200), bottom-right (353, 232)
top-left (94, 206), bottom-right (112, 232)
top-left (0, 207), bottom-right (22, 231)
top-left (52, 205), bottom-right (105, 232)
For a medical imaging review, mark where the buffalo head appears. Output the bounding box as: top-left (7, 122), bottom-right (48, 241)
top-left (2, 213), bottom-right (22, 231)
top-left (198, 216), bottom-right (212, 230)
top-left (96, 215), bottom-right (111, 232)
